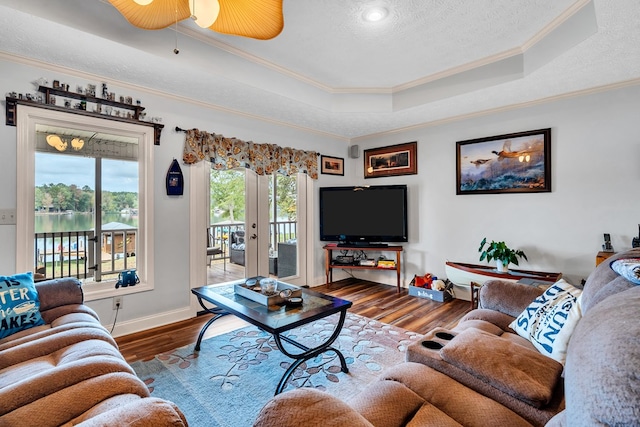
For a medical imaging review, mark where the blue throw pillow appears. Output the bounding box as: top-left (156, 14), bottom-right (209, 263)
top-left (610, 258), bottom-right (640, 285)
top-left (0, 272), bottom-right (46, 339)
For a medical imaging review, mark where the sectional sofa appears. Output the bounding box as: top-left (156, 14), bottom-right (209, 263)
top-left (254, 248), bottom-right (640, 426)
top-left (0, 276), bottom-right (187, 426)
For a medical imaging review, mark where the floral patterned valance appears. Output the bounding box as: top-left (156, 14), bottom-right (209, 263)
top-left (182, 129), bottom-right (318, 179)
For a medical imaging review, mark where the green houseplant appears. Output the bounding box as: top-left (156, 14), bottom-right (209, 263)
top-left (478, 237), bottom-right (528, 272)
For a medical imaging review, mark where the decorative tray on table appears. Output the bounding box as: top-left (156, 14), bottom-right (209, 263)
top-left (234, 276), bottom-right (302, 306)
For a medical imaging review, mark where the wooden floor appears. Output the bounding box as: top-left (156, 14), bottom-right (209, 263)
top-left (116, 277), bottom-right (471, 364)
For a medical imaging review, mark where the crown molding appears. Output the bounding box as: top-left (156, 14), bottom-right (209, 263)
top-left (179, 0), bottom-right (594, 98)
top-left (0, 51), bottom-right (349, 142)
top-left (351, 77), bottom-right (640, 142)
top-left (5, 49), bottom-right (634, 145)
top-left (178, 25), bottom-right (334, 93)
top-left (522, 0), bottom-right (592, 51)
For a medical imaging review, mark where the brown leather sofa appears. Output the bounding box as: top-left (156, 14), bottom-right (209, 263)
top-left (0, 277), bottom-right (187, 426)
top-left (254, 248), bottom-right (640, 427)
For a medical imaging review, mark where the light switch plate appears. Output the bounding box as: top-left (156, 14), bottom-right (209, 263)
top-left (0, 209), bottom-right (17, 225)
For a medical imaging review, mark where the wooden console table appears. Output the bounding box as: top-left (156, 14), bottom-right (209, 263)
top-left (447, 262), bottom-right (562, 309)
top-left (596, 251), bottom-right (616, 267)
top-left (323, 244), bottom-right (403, 293)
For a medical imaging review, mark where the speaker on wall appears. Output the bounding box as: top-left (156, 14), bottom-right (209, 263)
top-left (349, 145), bottom-right (360, 158)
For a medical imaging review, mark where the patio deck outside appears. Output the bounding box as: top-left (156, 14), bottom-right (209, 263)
top-left (34, 220), bottom-right (296, 283)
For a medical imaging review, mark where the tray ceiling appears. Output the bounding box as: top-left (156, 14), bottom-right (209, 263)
top-left (0, 0), bottom-right (639, 139)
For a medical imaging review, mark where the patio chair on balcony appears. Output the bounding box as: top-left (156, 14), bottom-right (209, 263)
top-left (277, 240), bottom-right (297, 277)
top-left (207, 228), bottom-right (223, 267)
top-left (230, 231), bottom-right (245, 266)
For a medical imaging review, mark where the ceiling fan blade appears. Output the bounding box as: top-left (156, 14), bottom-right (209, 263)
top-left (211, 0), bottom-right (284, 40)
top-left (109, 0), bottom-right (191, 30)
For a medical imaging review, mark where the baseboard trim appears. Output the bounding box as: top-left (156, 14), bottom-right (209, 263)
top-left (108, 306), bottom-right (195, 338)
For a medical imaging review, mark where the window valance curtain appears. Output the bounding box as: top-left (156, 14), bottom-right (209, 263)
top-left (182, 129), bottom-right (318, 179)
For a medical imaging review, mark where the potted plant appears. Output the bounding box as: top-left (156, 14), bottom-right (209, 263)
top-left (478, 237), bottom-right (528, 272)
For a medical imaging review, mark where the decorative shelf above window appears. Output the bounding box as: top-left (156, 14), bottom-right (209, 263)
top-left (5, 86), bottom-right (164, 145)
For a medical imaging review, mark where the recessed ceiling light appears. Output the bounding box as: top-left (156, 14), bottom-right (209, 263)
top-left (363, 7), bottom-right (388, 23)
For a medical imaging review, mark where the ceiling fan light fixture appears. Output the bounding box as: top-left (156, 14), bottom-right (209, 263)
top-left (109, 0), bottom-right (283, 39)
top-left (363, 7), bottom-right (388, 23)
top-left (133, 0), bottom-right (154, 5)
top-left (190, 0), bottom-right (220, 28)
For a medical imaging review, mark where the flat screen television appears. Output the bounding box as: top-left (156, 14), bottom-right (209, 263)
top-left (319, 185), bottom-right (408, 246)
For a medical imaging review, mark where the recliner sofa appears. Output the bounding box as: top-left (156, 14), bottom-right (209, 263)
top-left (254, 248), bottom-right (640, 427)
top-left (0, 277), bottom-right (187, 426)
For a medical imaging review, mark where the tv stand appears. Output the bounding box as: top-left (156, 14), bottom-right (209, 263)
top-left (324, 244), bottom-right (403, 293)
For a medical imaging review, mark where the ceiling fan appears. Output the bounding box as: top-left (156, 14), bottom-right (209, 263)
top-left (109, 0), bottom-right (284, 40)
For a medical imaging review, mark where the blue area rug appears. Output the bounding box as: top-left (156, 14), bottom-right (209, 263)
top-left (130, 312), bottom-right (420, 426)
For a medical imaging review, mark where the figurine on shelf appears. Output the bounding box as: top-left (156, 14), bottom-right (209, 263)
top-left (102, 82), bottom-right (108, 99)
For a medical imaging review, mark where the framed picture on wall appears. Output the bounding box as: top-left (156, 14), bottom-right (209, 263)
top-left (320, 155), bottom-right (344, 176)
top-left (364, 141), bottom-right (417, 178)
top-left (456, 128), bottom-right (551, 195)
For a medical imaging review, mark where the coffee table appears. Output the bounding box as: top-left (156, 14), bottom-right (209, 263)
top-left (191, 278), bottom-right (353, 395)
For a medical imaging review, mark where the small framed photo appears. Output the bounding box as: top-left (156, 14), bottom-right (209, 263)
top-left (86, 84), bottom-right (96, 97)
top-left (364, 141), bottom-right (417, 178)
top-left (320, 155), bottom-right (344, 176)
top-left (456, 128), bottom-right (551, 195)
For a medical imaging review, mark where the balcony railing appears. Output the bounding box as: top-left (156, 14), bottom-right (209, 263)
top-left (270, 220), bottom-right (297, 246)
top-left (35, 229), bottom-right (137, 281)
top-left (206, 220), bottom-right (297, 264)
top-left (35, 221), bottom-right (295, 280)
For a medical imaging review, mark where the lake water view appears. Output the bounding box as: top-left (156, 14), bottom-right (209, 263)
top-left (34, 213), bottom-right (139, 278)
top-left (35, 212), bottom-right (138, 233)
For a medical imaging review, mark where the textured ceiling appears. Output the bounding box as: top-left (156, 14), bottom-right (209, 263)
top-left (218, 0), bottom-right (577, 88)
top-left (0, 0), bottom-right (639, 140)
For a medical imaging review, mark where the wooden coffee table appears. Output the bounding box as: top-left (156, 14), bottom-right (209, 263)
top-left (191, 279), bottom-right (353, 395)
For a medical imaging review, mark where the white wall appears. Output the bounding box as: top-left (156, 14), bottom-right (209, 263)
top-left (344, 84), bottom-right (640, 289)
top-left (0, 57), bottom-right (348, 334)
top-left (2, 54), bottom-right (639, 334)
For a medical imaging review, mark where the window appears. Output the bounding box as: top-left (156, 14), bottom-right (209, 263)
top-left (16, 106), bottom-right (154, 300)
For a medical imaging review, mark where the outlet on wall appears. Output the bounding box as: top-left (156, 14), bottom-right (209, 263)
top-left (0, 209), bottom-right (17, 225)
top-left (113, 296), bottom-right (123, 310)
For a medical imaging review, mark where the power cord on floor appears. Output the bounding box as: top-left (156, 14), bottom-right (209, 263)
top-left (110, 302), bottom-right (121, 335)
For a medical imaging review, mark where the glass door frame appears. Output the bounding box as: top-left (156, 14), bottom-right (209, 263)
top-left (189, 162), bottom-right (313, 312)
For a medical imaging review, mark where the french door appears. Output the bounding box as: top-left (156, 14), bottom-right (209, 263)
top-left (239, 170), bottom-right (309, 286)
top-left (190, 162), bottom-right (310, 296)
